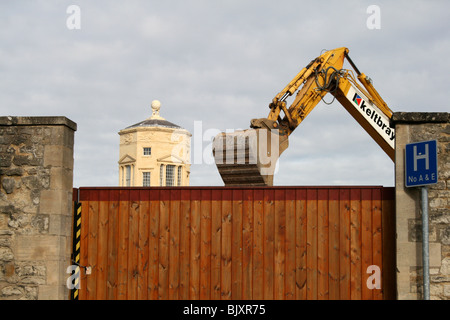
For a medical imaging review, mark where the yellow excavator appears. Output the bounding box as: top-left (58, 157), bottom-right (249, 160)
top-left (213, 47), bottom-right (394, 186)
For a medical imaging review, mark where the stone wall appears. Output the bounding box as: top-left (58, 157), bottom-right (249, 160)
top-left (0, 116), bottom-right (76, 300)
top-left (392, 112), bottom-right (450, 300)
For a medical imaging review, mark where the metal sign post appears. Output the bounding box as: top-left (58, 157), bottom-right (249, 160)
top-left (405, 140), bottom-right (438, 300)
top-left (420, 186), bottom-right (430, 300)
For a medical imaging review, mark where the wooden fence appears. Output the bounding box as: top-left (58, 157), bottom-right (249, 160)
top-left (73, 186), bottom-right (395, 300)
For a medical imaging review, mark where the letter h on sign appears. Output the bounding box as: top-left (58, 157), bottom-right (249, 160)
top-left (405, 140), bottom-right (438, 187)
top-left (413, 144), bottom-right (429, 171)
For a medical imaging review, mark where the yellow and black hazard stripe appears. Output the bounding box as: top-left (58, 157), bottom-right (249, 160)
top-left (71, 201), bottom-right (82, 300)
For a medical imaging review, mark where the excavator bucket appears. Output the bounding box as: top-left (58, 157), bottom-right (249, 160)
top-left (213, 128), bottom-right (289, 186)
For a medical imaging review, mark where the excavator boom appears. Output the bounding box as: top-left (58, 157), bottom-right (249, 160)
top-left (213, 47), bottom-right (394, 186)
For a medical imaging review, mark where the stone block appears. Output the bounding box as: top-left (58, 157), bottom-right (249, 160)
top-left (441, 227), bottom-right (450, 245)
top-left (43, 145), bottom-right (64, 167)
top-left (430, 267), bottom-right (440, 275)
top-left (440, 257), bottom-right (450, 275)
top-left (7, 213), bottom-right (32, 233)
top-left (15, 261), bottom-right (46, 285)
top-left (430, 195), bottom-right (448, 210)
top-left (0, 168), bottom-right (24, 176)
top-left (14, 235), bottom-right (62, 261)
top-left (1, 177), bottom-right (16, 194)
top-left (0, 247), bottom-right (14, 261)
top-left (1, 286), bottom-right (24, 299)
top-left (430, 210), bottom-right (450, 224)
top-left (444, 284), bottom-right (450, 297)
top-left (37, 284), bottom-right (67, 300)
top-left (0, 233), bottom-right (12, 247)
top-left (0, 215), bottom-right (9, 230)
top-left (42, 126), bottom-right (74, 148)
top-left (45, 259), bottom-right (61, 286)
top-left (0, 154), bottom-right (12, 167)
top-left (22, 285), bottom-right (38, 300)
top-left (45, 254), bottom-right (71, 289)
top-left (397, 242), bottom-right (441, 268)
top-left (31, 214), bottom-right (49, 234)
top-left (430, 283), bottom-right (444, 297)
top-left (49, 167), bottom-right (73, 191)
top-left (62, 146), bottom-right (74, 169)
top-left (0, 205), bottom-right (16, 215)
top-left (22, 175), bottom-right (45, 191)
top-left (408, 219), bottom-right (438, 242)
top-left (48, 214), bottom-right (72, 237)
top-left (40, 190), bottom-right (64, 215)
top-left (430, 274), bottom-right (450, 283)
top-left (2, 261), bottom-right (15, 279)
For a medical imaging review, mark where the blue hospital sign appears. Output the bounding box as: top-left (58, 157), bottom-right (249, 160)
top-left (405, 140), bottom-right (438, 187)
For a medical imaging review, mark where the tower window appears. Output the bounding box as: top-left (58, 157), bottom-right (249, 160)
top-left (125, 165), bottom-right (131, 187)
top-left (143, 172), bottom-right (151, 187)
top-left (160, 165), bottom-right (164, 186)
top-left (177, 166), bottom-right (182, 186)
top-left (166, 165), bottom-right (175, 186)
top-left (143, 147), bottom-right (152, 156)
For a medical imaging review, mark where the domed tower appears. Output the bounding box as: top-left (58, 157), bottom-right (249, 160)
top-left (118, 100), bottom-right (191, 186)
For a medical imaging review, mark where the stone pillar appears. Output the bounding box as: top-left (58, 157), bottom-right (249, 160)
top-left (0, 116), bottom-right (77, 300)
top-left (391, 112), bottom-right (450, 300)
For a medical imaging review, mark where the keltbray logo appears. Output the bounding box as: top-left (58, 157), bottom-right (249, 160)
top-left (352, 92), bottom-right (395, 141)
top-left (353, 93), bottom-right (363, 107)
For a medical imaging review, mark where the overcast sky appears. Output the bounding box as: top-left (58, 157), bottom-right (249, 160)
top-left (1, 0), bottom-right (449, 187)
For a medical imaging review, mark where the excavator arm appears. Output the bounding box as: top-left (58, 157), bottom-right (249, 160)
top-left (213, 47), bottom-right (394, 186)
top-left (256, 47), bottom-right (348, 134)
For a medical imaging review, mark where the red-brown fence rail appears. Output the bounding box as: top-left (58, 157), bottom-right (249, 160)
top-left (72, 186), bottom-right (395, 300)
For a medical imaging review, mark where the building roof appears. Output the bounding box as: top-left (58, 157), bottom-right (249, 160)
top-left (122, 100), bottom-right (187, 131)
top-left (125, 118), bottom-right (183, 130)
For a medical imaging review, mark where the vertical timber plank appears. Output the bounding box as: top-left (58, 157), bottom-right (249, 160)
top-left (295, 189), bottom-right (307, 300)
top-left (285, 189), bottom-right (296, 300)
top-left (169, 189), bottom-right (181, 300)
top-left (138, 189), bottom-right (150, 300)
top-left (200, 189), bottom-right (211, 299)
top-left (158, 189), bottom-right (170, 300)
top-left (117, 189), bottom-right (129, 300)
top-left (190, 189), bottom-right (201, 299)
top-left (179, 189), bottom-right (191, 300)
top-left (274, 189), bottom-right (285, 300)
top-left (317, 189), bottom-right (329, 300)
top-left (350, 188), bottom-right (362, 300)
top-left (148, 189), bottom-right (160, 300)
top-left (96, 190), bottom-right (109, 300)
top-left (211, 189), bottom-right (222, 300)
top-left (127, 190), bottom-right (140, 300)
top-left (306, 189), bottom-right (318, 300)
top-left (263, 188), bottom-right (274, 300)
top-left (107, 189), bottom-right (119, 300)
top-left (221, 189), bottom-right (232, 300)
top-left (87, 189), bottom-right (99, 300)
top-left (232, 189), bottom-right (243, 300)
top-left (339, 188), bottom-right (350, 299)
top-left (242, 189), bottom-right (253, 300)
top-left (361, 189), bottom-right (373, 300)
top-left (252, 189), bottom-right (264, 300)
top-left (328, 189), bottom-right (340, 300)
